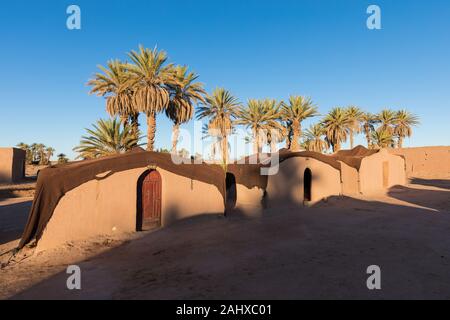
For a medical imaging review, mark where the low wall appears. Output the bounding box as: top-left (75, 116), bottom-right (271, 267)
top-left (37, 167), bottom-right (224, 251)
top-left (388, 146), bottom-right (450, 179)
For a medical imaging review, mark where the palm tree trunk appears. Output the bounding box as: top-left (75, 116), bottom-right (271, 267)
top-left (334, 142), bottom-right (341, 153)
top-left (365, 126), bottom-right (371, 149)
top-left (146, 111), bottom-right (156, 151)
top-left (210, 141), bottom-right (216, 161)
top-left (252, 127), bottom-right (258, 155)
top-left (398, 136), bottom-right (403, 149)
top-left (349, 131), bottom-right (354, 149)
top-left (222, 135), bottom-right (228, 166)
top-left (130, 113), bottom-right (139, 140)
top-left (120, 114), bottom-right (129, 128)
top-left (290, 120), bottom-right (300, 151)
top-left (171, 123), bottom-right (180, 153)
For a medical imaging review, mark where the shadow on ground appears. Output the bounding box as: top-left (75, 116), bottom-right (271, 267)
top-left (0, 199), bottom-right (32, 245)
top-left (409, 178), bottom-right (450, 190)
top-left (9, 182), bottom-right (450, 300)
top-left (388, 184), bottom-right (450, 212)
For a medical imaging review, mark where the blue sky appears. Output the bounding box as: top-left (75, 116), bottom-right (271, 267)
top-left (0, 0), bottom-right (449, 159)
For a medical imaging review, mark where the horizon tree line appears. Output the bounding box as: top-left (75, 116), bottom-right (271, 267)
top-left (16, 143), bottom-right (70, 165)
top-left (79, 45), bottom-right (419, 162)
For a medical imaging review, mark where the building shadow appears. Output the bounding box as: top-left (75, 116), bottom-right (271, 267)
top-left (0, 200), bottom-right (32, 245)
top-left (409, 178), bottom-right (450, 190)
top-left (8, 187), bottom-right (450, 300)
top-left (388, 184), bottom-right (450, 212)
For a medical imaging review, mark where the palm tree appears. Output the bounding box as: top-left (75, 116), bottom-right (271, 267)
top-left (30, 143), bottom-right (39, 163)
top-left (57, 153), bottom-right (69, 164)
top-left (304, 124), bottom-right (327, 153)
top-left (345, 106), bottom-right (364, 149)
top-left (235, 99), bottom-right (283, 154)
top-left (321, 107), bottom-right (351, 152)
top-left (128, 46), bottom-right (175, 151)
top-left (394, 110), bottom-right (419, 148)
top-left (45, 147), bottom-right (55, 165)
top-left (281, 96), bottom-right (318, 151)
top-left (197, 88), bottom-right (240, 166)
top-left (360, 112), bottom-right (379, 148)
top-left (372, 129), bottom-right (394, 148)
top-left (88, 60), bottom-right (136, 129)
top-left (165, 66), bottom-right (206, 153)
top-left (35, 144), bottom-right (47, 165)
top-left (73, 118), bottom-right (140, 159)
top-left (377, 109), bottom-right (397, 134)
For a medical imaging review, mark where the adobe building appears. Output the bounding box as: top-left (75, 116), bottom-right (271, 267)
top-left (0, 147), bottom-right (26, 183)
top-left (19, 150), bottom-right (226, 251)
top-left (19, 146), bottom-right (408, 251)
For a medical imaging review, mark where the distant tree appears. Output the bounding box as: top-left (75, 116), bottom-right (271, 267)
top-left (35, 143), bottom-right (47, 165)
top-left (44, 147), bottom-right (55, 165)
top-left (304, 124), bottom-right (327, 153)
top-left (281, 96), bottom-right (319, 151)
top-left (360, 112), bottom-right (379, 149)
top-left (235, 99), bottom-right (284, 154)
top-left (321, 107), bottom-right (351, 152)
top-left (57, 153), bottom-right (69, 164)
top-left (345, 106), bottom-right (364, 149)
top-left (372, 129), bottom-right (395, 148)
top-left (393, 110), bottom-right (419, 148)
top-left (197, 88), bottom-right (240, 165)
top-left (377, 109), bottom-right (397, 135)
top-left (166, 65), bottom-right (206, 153)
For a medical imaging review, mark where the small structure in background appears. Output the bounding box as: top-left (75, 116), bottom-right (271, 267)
top-left (0, 147), bottom-right (26, 183)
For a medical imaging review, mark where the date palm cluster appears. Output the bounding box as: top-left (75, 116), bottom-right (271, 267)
top-left (80, 45), bottom-right (419, 162)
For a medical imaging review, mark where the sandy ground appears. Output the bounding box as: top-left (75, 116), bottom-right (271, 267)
top-left (0, 179), bottom-right (449, 300)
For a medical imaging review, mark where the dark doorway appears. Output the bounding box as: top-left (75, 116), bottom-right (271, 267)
top-left (304, 168), bottom-right (312, 201)
top-left (225, 172), bottom-right (237, 213)
top-left (137, 170), bottom-right (162, 231)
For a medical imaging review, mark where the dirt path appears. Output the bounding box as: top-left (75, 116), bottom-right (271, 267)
top-left (1, 183), bottom-right (450, 300)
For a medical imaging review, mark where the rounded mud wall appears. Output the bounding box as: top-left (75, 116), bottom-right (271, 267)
top-left (37, 167), bottom-right (224, 251)
top-left (265, 157), bottom-right (341, 206)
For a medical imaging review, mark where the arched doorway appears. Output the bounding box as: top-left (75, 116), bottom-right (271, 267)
top-left (225, 172), bottom-right (237, 214)
top-left (137, 170), bottom-right (162, 231)
top-left (304, 168), bottom-right (312, 202)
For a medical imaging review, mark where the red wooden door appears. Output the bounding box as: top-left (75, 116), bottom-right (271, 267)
top-left (141, 170), bottom-right (162, 230)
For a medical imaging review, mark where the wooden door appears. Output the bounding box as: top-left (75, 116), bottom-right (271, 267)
top-left (141, 170), bottom-right (162, 230)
